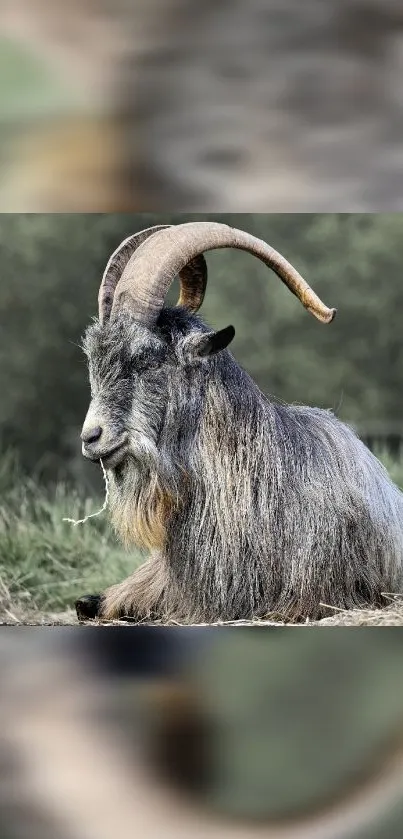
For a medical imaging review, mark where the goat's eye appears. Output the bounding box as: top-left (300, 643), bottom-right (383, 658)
top-left (131, 358), bottom-right (160, 375)
top-left (147, 359), bottom-right (162, 371)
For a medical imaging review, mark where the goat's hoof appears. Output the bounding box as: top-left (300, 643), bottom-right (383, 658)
top-left (75, 594), bottom-right (102, 622)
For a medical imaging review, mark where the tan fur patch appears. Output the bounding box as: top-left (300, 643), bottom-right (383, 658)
top-left (111, 476), bottom-right (180, 551)
top-left (100, 552), bottom-right (170, 620)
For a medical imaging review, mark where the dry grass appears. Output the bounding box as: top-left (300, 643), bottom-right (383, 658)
top-left (2, 581), bottom-right (403, 628)
top-left (0, 576), bottom-right (76, 625)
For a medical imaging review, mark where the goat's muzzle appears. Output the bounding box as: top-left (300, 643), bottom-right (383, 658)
top-left (82, 435), bottom-right (129, 470)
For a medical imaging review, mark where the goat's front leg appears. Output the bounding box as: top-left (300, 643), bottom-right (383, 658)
top-left (75, 553), bottom-right (167, 623)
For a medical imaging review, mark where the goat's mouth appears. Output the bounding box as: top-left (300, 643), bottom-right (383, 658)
top-left (84, 440), bottom-right (129, 470)
top-left (100, 442), bottom-right (129, 470)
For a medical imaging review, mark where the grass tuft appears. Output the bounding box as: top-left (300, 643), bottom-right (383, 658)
top-left (0, 450), bottom-right (143, 620)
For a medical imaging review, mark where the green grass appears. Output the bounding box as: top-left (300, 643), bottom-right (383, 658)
top-left (0, 451), bottom-right (144, 620)
top-left (0, 446), bottom-right (403, 623)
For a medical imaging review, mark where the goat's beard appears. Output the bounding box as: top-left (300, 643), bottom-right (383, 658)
top-left (108, 439), bottom-right (181, 551)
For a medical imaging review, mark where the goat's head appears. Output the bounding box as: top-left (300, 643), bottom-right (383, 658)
top-left (81, 221), bottom-right (336, 479)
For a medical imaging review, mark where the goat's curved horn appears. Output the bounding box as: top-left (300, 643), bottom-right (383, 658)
top-left (99, 226), bottom-right (169, 324)
top-left (111, 222), bottom-right (336, 326)
top-left (99, 225), bottom-right (207, 323)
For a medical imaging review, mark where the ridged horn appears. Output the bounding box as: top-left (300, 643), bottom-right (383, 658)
top-left (99, 225), bottom-right (207, 323)
top-left (110, 222), bottom-right (336, 326)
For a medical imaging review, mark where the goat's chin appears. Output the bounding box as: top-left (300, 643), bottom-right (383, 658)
top-left (112, 455), bottom-right (132, 483)
top-left (108, 457), bottom-right (180, 551)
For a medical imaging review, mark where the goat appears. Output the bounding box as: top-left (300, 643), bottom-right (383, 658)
top-left (75, 221), bottom-right (403, 623)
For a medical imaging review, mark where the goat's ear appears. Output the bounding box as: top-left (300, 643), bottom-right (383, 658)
top-left (182, 325), bottom-right (235, 362)
top-left (198, 325), bottom-right (236, 357)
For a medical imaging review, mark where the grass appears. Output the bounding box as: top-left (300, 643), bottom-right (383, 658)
top-left (0, 450), bottom-right (144, 623)
top-left (1, 447), bottom-right (403, 625)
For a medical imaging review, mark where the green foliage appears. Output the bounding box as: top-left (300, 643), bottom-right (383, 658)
top-left (1, 213), bottom-right (403, 480)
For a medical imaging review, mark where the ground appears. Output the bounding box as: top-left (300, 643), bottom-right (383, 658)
top-left (3, 574), bottom-right (403, 627)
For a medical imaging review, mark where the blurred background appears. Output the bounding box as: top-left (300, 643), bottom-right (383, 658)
top-left (1, 1), bottom-right (403, 210)
top-left (0, 628), bottom-right (402, 839)
top-left (1, 211), bottom-right (403, 620)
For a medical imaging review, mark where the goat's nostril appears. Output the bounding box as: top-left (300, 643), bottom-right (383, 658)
top-left (81, 426), bottom-right (103, 445)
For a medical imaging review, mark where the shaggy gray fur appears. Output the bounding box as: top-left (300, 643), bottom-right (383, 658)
top-left (82, 306), bottom-right (403, 622)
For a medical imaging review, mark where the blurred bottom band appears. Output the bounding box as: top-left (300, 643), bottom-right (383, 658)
top-left (0, 628), bottom-right (402, 839)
